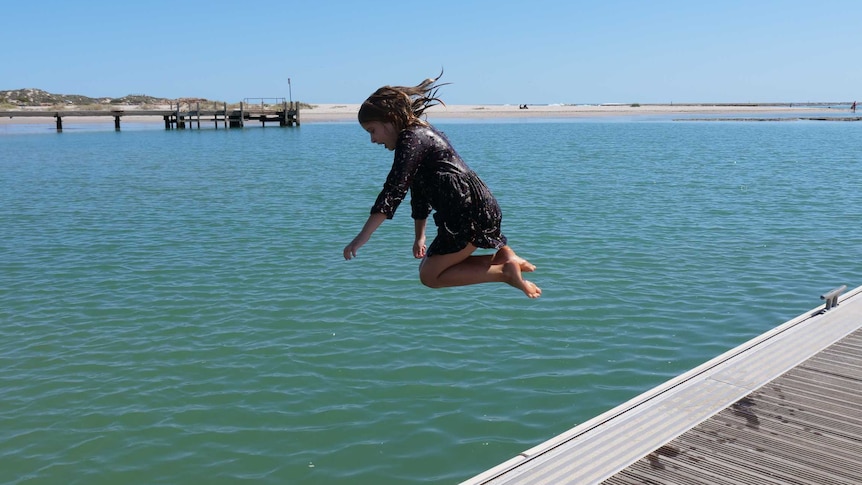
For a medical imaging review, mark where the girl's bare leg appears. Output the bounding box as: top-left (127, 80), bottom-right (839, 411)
top-left (447, 246), bottom-right (535, 272)
top-left (501, 261), bottom-right (542, 298)
top-left (419, 244), bottom-right (541, 298)
top-left (491, 246), bottom-right (536, 272)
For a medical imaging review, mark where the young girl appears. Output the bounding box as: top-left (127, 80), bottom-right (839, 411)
top-left (343, 74), bottom-right (541, 298)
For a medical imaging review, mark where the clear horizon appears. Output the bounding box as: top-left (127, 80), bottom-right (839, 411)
top-left (3, 0), bottom-right (860, 105)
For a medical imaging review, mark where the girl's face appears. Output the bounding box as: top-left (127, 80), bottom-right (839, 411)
top-left (361, 121), bottom-right (399, 151)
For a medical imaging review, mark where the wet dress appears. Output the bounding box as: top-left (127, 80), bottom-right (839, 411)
top-left (371, 124), bottom-right (507, 256)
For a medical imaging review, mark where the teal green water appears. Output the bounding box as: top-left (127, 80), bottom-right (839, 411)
top-left (2, 118), bottom-right (861, 484)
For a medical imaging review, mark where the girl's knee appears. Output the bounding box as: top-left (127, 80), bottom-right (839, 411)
top-left (418, 266), bottom-right (441, 288)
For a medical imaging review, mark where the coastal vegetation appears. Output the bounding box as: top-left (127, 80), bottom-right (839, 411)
top-left (0, 88), bottom-right (313, 111)
top-left (0, 88), bottom-right (177, 107)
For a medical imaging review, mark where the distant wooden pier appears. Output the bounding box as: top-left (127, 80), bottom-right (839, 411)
top-left (0, 98), bottom-right (300, 132)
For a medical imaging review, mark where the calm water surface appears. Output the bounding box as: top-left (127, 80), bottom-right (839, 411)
top-left (1, 118), bottom-right (861, 484)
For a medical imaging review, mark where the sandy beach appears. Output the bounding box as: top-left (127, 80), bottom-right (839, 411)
top-left (301, 103), bottom-right (844, 122)
top-left (0, 103), bottom-right (852, 127)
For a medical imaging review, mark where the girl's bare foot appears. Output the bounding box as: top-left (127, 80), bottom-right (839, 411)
top-left (502, 261), bottom-right (542, 298)
top-left (493, 246), bottom-right (536, 273)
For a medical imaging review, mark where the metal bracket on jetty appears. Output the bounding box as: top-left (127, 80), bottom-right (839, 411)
top-left (820, 284), bottom-right (847, 312)
top-left (0, 98), bottom-right (300, 132)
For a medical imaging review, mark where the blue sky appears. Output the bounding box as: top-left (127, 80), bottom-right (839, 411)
top-left (3, 0), bottom-right (860, 104)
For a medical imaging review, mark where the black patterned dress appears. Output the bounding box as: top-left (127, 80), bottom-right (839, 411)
top-left (370, 124), bottom-right (507, 256)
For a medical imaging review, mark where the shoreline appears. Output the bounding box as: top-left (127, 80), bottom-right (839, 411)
top-left (0, 103), bottom-right (855, 126)
top-left (294, 103), bottom-right (857, 122)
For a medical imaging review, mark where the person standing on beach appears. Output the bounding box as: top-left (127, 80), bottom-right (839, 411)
top-left (343, 73), bottom-right (541, 298)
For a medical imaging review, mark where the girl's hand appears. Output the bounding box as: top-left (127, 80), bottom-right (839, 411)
top-left (344, 213), bottom-right (386, 261)
top-left (344, 234), bottom-right (368, 260)
top-left (413, 238), bottom-right (426, 259)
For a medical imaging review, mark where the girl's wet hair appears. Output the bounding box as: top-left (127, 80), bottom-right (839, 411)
top-left (358, 71), bottom-right (448, 131)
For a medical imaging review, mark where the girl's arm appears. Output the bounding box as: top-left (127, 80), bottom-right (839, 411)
top-left (344, 212), bottom-right (387, 260)
top-left (413, 218), bottom-right (427, 259)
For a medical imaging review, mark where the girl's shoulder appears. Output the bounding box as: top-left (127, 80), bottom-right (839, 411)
top-left (404, 122), bottom-right (434, 135)
top-left (397, 123), bottom-right (455, 157)
top-left (404, 123), bottom-right (449, 143)
top-left (399, 124), bottom-right (437, 145)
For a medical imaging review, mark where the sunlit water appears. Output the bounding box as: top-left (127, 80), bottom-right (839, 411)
top-left (2, 117), bottom-right (860, 484)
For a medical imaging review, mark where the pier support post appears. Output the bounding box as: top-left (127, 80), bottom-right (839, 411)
top-left (55, 114), bottom-right (63, 132)
top-left (114, 115), bottom-right (121, 131)
top-left (175, 102), bottom-right (185, 129)
top-left (292, 101), bottom-right (300, 126)
top-left (228, 102), bottom-right (244, 128)
top-left (278, 101), bottom-right (299, 127)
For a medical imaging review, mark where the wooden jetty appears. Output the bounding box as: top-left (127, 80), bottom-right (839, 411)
top-left (0, 98), bottom-right (300, 132)
top-left (462, 284), bottom-right (862, 484)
